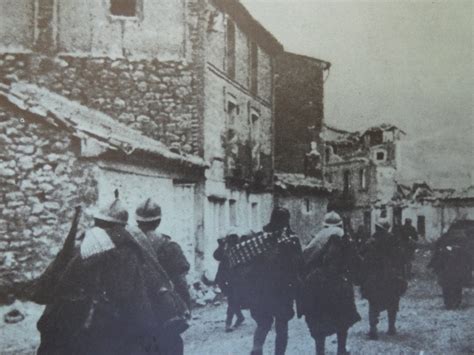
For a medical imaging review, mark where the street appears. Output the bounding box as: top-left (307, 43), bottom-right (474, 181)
top-left (1, 247), bottom-right (473, 355)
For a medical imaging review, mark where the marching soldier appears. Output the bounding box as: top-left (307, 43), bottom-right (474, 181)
top-left (250, 207), bottom-right (303, 355)
top-left (34, 191), bottom-right (184, 354)
top-left (360, 218), bottom-right (407, 340)
top-left (133, 198), bottom-right (192, 355)
top-left (302, 212), bottom-right (361, 355)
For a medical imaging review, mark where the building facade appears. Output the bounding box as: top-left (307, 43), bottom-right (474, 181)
top-left (0, 0), bottom-right (284, 288)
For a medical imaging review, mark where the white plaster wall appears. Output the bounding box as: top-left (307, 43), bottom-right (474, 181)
top-left (95, 164), bottom-right (197, 270)
top-left (57, 0), bottom-right (186, 59)
top-left (0, 0), bottom-right (34, 52)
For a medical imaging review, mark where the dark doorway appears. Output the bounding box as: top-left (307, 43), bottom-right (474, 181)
top-left (343, 170), bottom-right (351, 194)
top-left (417, 215), bottom-right (426, 237)
top-left (393, 207), bottom-right (402, 228)
top-left (364, 210), bottom-right (371, 233)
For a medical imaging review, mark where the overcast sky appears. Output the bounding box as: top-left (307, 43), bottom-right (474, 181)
top-left (240, 0), bottom-right (473, 140)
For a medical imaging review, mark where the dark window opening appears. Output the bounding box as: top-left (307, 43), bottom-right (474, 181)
top-left (226, 20), bottom-right (236, 79)
top-left (110, 0), bottom-right (137, 17)
top-left (393, 207), bottom-right (402, 228)
top-left (304, 198), bottom-right (311, 213)
top-left (363, 211), bottom-right (371, 232)
top-left (325, 147), bottom-right (331, 163)
top-left (376, 151), bottom-right (385, 161)
top-left (326, 173), bottom-right (333, 183)
top-left (343, 170), bottom-right (351, 194)
top-left (250, 41), bottom-right (258, 95)
top-left (227, 101), bottom-right (238, 126)
top-left (369, 131), bottom-right (383, 146)
top-left (417, 216), bottom-right (426, 236)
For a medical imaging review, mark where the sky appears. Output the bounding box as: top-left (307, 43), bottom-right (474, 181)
top-left (241, 0), bottom-right (473, 187)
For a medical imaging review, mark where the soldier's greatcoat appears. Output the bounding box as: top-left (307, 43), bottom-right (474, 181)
top-left (34, 225), bottom-right (185, 355)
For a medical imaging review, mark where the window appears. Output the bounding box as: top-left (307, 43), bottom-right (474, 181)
top-left (343, 170), bottom-right (351, 193)
top-left (325, 147), bottom-right (331, 163)
top-left (250, 41), bottom-right (258, 95)
top-left (227, 101), bottom-right (239, 126)
top-left (250, 202), bottom-right (259, 231)
top-left (417, 216), bottom-right (426, 237)
top-left (374, 149), bottom-right (386, 162)
top-left (326, 173), bottom-right (333, 183)
top-left (110, 0), bottom-right (138, 17)
top-left (250, 110), bottom-right (261, 169)
top-left (226, 20), bottom-right (236, 79)
top-left (229, 199), bottom-right (237, 227)
top-left (359, 168), bottom-right (367, 190)
top-left (304, 198), bottom-right (311, 213)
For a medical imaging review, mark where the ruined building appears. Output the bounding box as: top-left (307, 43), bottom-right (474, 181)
top-left (321, 123), bottom-right (406, 232)
top-left (0, 0), bottom-right (283, 290)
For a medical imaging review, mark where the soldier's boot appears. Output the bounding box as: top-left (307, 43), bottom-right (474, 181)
top-left (251, 318), bottom-right (272, 355)
top-left (225, 306), bottom-right (234, 332)
top-left (367, 326), bottom-right (378, 340)
top-left (387, 308), bottom-right (397, 335)
top-left (337, 328), bottom-right (349, 355)
top-left (315, 336), bottom-right (325, 355)
top-left (234, 309), bottom-right (245, 328)
top-left (367, 304), bottom-right (379, 340)
top-left (274, 319), bottom-right (289, 355)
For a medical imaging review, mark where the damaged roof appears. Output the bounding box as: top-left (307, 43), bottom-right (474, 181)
top-left (0, 82), bottom-right (207, 168)
top-left (394, 181), bottom-right (456, 202)
top-left (444, 186), bottom-right (474, 201)
top-left (274, 172), bottom-right (335, 194)
top-left (362, 123), bottom-right (406, 136)
top-left (320, 124), bottom-right (360, 145)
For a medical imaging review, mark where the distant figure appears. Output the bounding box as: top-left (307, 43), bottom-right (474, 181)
top-left (428, 230), bottom-right (472, 309)
top-left (353, 225), bottom-right (369, 252)
top-left (133, 198), bottom-right (191, 355)
top-left (301, 212), bottom-right (361, 355)
top-left (360, 218), bottom-right (407, 340)
top-left (249, 207), bottom-right (304, 355)
top-left (214, 228), bottom-right (245, 332)
top-left (399, 218), bottom-right (419, 278)
top-left (34, 192), bottom-right (186, 354)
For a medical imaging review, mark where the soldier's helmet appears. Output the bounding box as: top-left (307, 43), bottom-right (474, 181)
top-left (375, 217), bottom-right (391, 231)
top-left (135, 198), bottom-right (162, 223)
top-left (323, 211), bottom-right (343, 228)
top-left (93, 189), bottom-right (129, 225)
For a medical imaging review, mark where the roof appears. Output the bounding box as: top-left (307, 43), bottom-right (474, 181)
top-left (0, 82), bottom-right (208, 168)
top-left (444, 186), bottom-right (474, 201)
top-left (320, 124), bottom-right (360, 145)
top-left (362, 123), bottom-right (406, 136)
top-left (211, 0), bottom-right (284, 55)
top-left (394, 182), bottom-right (456, 202)
top-left (279, 51), bottom-right (331, 70)
top-left (274, 172), bottom-right (335, 194)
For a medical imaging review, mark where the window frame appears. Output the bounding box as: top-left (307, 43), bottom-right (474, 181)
top-left (249, 40), bottom-right (259, 95)
top-left (108, 0), bottom-right (143, 21)
top-left (226, 19), bottom-right (236, 80)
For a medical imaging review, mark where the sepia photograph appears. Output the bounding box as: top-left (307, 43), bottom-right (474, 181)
top-left (0, 0), bottom-right (472, 354)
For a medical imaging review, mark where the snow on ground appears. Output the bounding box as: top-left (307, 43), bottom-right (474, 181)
top-left (1, 247), bottom-right (473, 355)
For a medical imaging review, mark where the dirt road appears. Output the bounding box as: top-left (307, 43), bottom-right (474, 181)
top-left (1, 248), bottom-right (473, 354)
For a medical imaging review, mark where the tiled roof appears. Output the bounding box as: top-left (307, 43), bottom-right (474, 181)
top-left (0, 82), bottom-right (208, 168)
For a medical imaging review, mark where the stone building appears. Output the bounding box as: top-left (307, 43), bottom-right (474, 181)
top-left (322, 123), bottom-right (406, 233)
top-left (273, 52), bottom-right (333, 241)
top-left (0, 0), bottom-right (283, 290)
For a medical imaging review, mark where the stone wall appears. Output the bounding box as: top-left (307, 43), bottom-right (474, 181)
top-left (0, 104), bottom-right (98, 294)
top-left (0, 53), bottom-right (201, 155)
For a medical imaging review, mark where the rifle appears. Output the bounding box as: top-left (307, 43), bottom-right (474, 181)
top-left (30, 205), bottom-right (82, 304)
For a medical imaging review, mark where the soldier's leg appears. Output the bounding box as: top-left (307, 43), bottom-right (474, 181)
top-left (368, 302), bottom-right (379, 340)
top-left (225, 301), bottom-right (234, 332)
top-left (251, 314), bottom-right (273, 355)
top-left (234, 305), bottom-right (245, 327)
top-left (314, 335), bottom-right (325, 355)
top-left (337, 328), bottom-right (348, 355)
top-left (387, 296), bottom-right (400, 335)
top-left (453, 286), bottom-right (463, 309)
top-left (274, 318), bottom-right (289, 355)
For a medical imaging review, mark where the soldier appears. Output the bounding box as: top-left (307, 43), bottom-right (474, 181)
top-left (214, 228), bottom-right (245, 332)
top-left (249, 207), bottom-right (304, 355)
top-left (302, 212), bottom-right (361, 355)
top-left (360, 218), bottom-right (407, 340)
top-left (34, 191), bottom-right (185, 354)
top-left (133, 198), bottom-right (191, 355)
top-left (398, 218), bottom-right (419, 278)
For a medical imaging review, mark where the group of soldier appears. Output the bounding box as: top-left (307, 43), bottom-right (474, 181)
top-left (30, 191), bottom-right (191, 355)
top-left (27, 190), bottom-right (470, 355)
top-left (213, 209), bottom-right (422, 355)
